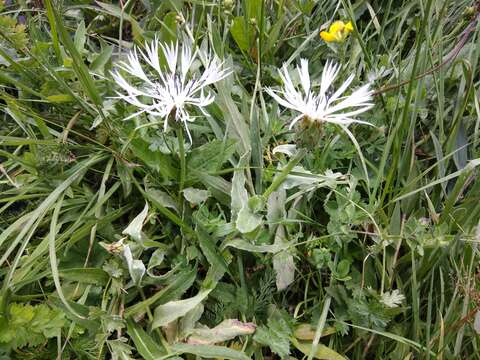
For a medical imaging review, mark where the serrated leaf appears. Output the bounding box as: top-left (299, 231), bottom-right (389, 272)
top-left (254, 325), bottom-right (290, 357)
top-left (130, 138), bottom-right (177, 180)
top-left (254, 311), bottom-right (292, 357)
top-left (187, 139), bottom-right (236, 177)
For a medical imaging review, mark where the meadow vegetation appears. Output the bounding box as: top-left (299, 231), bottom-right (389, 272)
top-left (0, 0), bottom-right (479, 359)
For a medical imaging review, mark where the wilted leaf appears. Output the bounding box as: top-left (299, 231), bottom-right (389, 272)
top-left (179, 304), bottom-right (205, 337)
top-left (187, 319), bottom-right (256, 345)
top-left (291, 337), bottom-right (346, 360)
top-left (294, 324), bottom-right (337, 340)
top-left (172, 343), bottom-right (250, 360)
top-left (474, 311), bottom-right (480, 334)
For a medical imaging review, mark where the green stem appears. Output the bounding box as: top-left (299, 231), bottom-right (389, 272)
top-left (262, 148), bottom-right (307, 199)
top-left (176, 128), bottom-right (186, 209)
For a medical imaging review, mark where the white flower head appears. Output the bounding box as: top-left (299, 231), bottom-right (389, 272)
top-left (112, 38), bottom-right (231, 142)
top-left (266, 59), bottom-right (373, 130)
top-left (380, 289), bottom-right (405, 308)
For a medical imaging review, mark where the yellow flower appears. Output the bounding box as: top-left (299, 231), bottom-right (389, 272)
top-left (320, 20), bottom-right (354, 43)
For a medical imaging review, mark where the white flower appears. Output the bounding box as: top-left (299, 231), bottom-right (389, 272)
top-left (380, 289), bottom-right (405, 308)
top-left (112, 39), bottom-right (230, 142)
top-left (266, 59), bottom-right (373, 130)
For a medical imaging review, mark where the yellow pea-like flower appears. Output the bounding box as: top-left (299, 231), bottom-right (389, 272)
top-left (320, 20), bottom-right (354, 43)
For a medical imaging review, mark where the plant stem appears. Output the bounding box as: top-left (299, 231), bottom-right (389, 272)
top-left (262, 148), bottom-right (307, 199)
top-left (176, 127), bottom-right (186, 210)
top-left (308, 296), bottom-right (332, 360)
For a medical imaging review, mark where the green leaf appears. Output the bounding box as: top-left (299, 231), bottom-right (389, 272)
top-left (231, 151), bottom-right (262, 233)
top-left (0, 303), bottom-right (66, 350)
top-left (49, 1), bottom-right (103, 108)
top-left (46, 94), bottom-right (74, 103)
top-left (197, 225), bottom-right (230, 280)
top-left (172, 343), bottom-right (250, 360)
top-left (123, 245), bottom-right (145, 286)
top-left (254, 325), bottom-right (290, 358)
top-left (122, 202), bottom-right (149, 242)
top-left (273, 250), bottom-right (295, 291)
top-left (183, 187), bottom-right (210, 205)
top-left (236, 206), bottom-right (262, 233)
top-left (223, 239), bottom-right (288, 253)
top-left (230, 17), bottom-right (250, 52)
top-left (59, 268), bottom-right (109, 286)
top-left (90, 45), bottom-right (113, 72)
top-left (187, 139), bottom-right (236, 178)
top-left (253, 310), bottom-right (293, 357)
top-left (73, 20), bottom-right (86, 53)
top-left (96, 1), bottom-right (144, 41)
top-left (126, 319), bottom-right (166, 359)
top-left (131, 138), bottom-right (177, 180)
top-left (125, 266), bottom-right (196, 317)
top-left (152, 289), bottom-right (212, 329)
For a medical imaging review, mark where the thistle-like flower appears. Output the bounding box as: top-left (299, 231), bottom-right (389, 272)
top-left (112, 39), bottom-right (230, 142)
top-left (266, 60), bottom-right (373, 130)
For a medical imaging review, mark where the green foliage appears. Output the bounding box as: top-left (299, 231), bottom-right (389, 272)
top-left (0, 303), bottom-right (66, 350)
top-left (0, 13), bottom-right (28, 51)
top-left (253, 308), bottom-right (294, 357)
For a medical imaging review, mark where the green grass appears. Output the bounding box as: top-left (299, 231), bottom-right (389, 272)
top-left (0, 0), bottom-right (479, 359)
